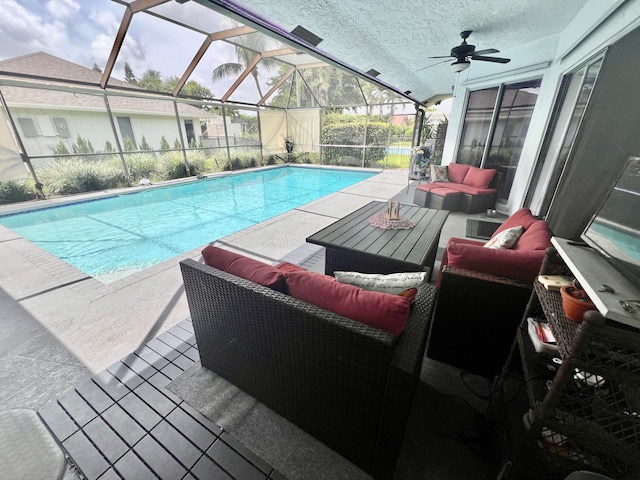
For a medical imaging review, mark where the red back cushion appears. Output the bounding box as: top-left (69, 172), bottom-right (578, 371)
top-left (493, 208), bottom-right (539, 236)
top-left (462, 166), bottom-right (496, 188)
top-left (446, 242), bottom-right (546, 283)
top-left (284, 270), bottom-right (410, 336)
top-left (202, 245), bottom-right (287, 293)
top-left (515, 220), bottom-right (552, 251)
top-left (446, 163), bottom-right (471, 184)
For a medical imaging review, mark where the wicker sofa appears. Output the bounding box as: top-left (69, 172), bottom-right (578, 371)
top-left (413, 163), bottom-right (500, 213)
top-left (180, 258), bottom-right (437, 479)
top-left (426, 208), bottom-right (553, 377)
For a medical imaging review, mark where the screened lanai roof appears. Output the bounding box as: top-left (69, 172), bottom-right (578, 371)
top-left (0, 0), bottom-right (412, 111)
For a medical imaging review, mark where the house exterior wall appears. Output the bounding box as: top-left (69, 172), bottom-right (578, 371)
top-left (0, 107), bottom-right (25, 181)
top-left (7, 104), bottom-right (202, 164)
top-left (442, 0), bottom-right (640, 216)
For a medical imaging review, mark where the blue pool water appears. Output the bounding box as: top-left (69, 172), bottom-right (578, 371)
top-left (0, 167), bottom-right (376, 283)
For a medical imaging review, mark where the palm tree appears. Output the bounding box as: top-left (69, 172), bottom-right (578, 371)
top-left (212, 33), bottom-right (280, 98)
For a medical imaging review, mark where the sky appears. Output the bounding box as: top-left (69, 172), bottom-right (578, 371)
top-left (0, 0), bottom-right (260, 102)
top-left (0, 0), bottom-right (450, 113)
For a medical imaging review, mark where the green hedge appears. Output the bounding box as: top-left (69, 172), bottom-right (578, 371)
top-left (321, 121), bottom-right (388, 166)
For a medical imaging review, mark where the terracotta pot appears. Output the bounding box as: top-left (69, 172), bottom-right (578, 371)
top-left (560, 285), bottom-right (596, 323)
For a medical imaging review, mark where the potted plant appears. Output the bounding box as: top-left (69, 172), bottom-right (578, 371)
top-left (560, 280), bottom-right (596, 323)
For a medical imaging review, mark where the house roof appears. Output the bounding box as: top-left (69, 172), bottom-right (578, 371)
top-left (0, 52), bottom-right (207, 118)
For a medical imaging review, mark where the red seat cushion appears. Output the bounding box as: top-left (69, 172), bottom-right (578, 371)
top-left (202, 245), bottom-right (288, 293)
top-left (447, 163), bottom-right (471, 184)
top-left (284, 270), bottom-right (411, 335)
top-left (429, 187), bottom-right (461, 197)
top-left (462, 166), bottom-right (496, 188)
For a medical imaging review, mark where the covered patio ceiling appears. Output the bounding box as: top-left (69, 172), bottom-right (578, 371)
top-left (198, 0), bottom-right (591, 104)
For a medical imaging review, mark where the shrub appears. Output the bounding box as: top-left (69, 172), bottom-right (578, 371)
top-left (37, 157), bottom-right (124, 195)
top-left (122, 152), bottom-right (159, 182)
top-left (0, 180), bottom-right (38, 204)
top-left (159, 151), bottom-right (202, 179)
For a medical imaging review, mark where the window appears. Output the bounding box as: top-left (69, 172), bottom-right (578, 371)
top-left (17, 118), bottom-right (38, 137)
top-left (52, 117), bottom-right (70, 138)
top-left (117, 116), bottom-right (137, 149)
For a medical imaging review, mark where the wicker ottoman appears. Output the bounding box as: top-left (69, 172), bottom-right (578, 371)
top-left (428, 187), bottom-right (461, 211)
top-left (413, 186), bottom-right (430, 207)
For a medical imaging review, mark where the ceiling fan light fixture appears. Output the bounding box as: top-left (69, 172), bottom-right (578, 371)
top-left (451, 60), bottom-right (470, 73)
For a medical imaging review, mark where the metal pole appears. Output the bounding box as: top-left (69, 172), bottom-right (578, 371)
top-left (0, 89), bottom-right (45, 198)
top-left (173, 100), bottom-right (191, 176)
top-left (221, 106), bottom-right (232, 169)
top-left (103, 94), bottom-right (131, 185)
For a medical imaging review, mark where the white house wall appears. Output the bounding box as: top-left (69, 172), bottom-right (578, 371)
top-left (8, 104), bottom-right (202, 165)
top-left (442, 0), bottom-right (640, 215)
top-left (0, 107), bottom-right (25, 181)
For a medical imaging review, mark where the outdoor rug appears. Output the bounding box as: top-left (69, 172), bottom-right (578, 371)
top-left (167, 357), bottom-right (497, 480)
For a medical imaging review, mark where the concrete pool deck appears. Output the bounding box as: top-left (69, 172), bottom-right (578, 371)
top-left (0, 169), bottom-right (417, 408)
top-left (0, 167), bottom-right (500, 479)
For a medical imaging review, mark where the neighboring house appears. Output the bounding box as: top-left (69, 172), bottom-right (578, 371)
top-left (0, 52), bottom-right (208, 173)
top-left (202, 115), bottom-right (247, 147)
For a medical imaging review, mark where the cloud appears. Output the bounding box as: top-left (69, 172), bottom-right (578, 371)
top-left (46, 0), bottom-right (80, 21)
top-left (0, 0), bottom-right (68, 59)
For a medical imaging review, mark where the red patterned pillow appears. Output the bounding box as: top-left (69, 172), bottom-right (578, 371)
top-left (202, 246), bottom-right (287, 293)
top-left (284, 270), bottom-right (411, 335)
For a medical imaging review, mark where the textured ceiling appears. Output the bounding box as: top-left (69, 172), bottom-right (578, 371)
top-left (220, 0), bottom-right (590, 104)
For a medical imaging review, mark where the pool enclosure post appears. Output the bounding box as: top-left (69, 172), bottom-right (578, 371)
top-left (103, 94), bottom-right (131, 185)
top-left (221, 106), bottom-right (232, 169)
top-left (173, 101), bottom-right (191, 176)
top-left (0, 89), bottom-right (45, 199)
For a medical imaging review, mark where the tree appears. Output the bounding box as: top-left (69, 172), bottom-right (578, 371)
top-left (211, 34), bottom-right (280, 98)
top-left (72, 134), bottom-right (94, 154)
top-left (139, 136), bottom-right (152, 151)
top-left (138, 69), bottom-right (163, 92)
top-left (53, 141), bottom-right (70, 155)
top-left (92, 63), bottom-right (102, 73)
top-left (124, 62), bottom-right (137, 84)
top-left (104, 140), bottom-right (114, 152)
top-left (123, 136), bottom-right (136, 151)
top-left (160, 136), bottom-right (171, 150)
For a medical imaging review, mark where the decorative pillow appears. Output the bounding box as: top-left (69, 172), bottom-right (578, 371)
top-left (462, 166), bottom-right (496, 188)
top-left (430, 165), bottom-right (449, 182)
top-left (284, 270), bottom-right (411, 335)
top-left (484, 226), bottom-right (524, 249)
top-left (334, 271), bottom-right (426, 295)
top-left (202, 245), bottom-right (287, 293)
top-left (446, 163), bottom-right (471, 184)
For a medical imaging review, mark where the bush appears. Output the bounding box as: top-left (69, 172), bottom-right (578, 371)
top-left (122, 152), bottom-right (159, 182)
top-left (37, 157), bottom-right (125, 195)
top-left (159, 151), bottom-right (202, 179)
top-left (321, 121), bottom-right (389, 166)
top-left (0, 180), bottom-right (38, 204)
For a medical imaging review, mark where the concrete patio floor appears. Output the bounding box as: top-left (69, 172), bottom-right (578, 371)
top-left (0, 167), bottom-right (497, 478)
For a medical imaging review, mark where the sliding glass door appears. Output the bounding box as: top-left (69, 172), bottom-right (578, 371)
top-left (456, 79), bottom-right (542, 204)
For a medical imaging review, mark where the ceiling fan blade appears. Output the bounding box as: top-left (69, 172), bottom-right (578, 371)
top-left (473, 48), bottom-right (499, 56)
top-left (416, 58), bottom-right (452, 72)
top-left (471, 55), bottom-right (511, 64)
top-left (427, 55), bottom-right (454, 59)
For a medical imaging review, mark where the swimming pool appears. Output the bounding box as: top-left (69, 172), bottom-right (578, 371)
top-left (0, 166), bottom-right (376, 283)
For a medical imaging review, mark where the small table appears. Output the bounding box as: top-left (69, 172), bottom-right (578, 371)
top-left (306, 201), bottom-right (449, 281)
top-left (465, 218), bottom-right (502, 240)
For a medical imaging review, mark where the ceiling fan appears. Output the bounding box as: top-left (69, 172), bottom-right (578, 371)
top-left (420, 30), bottom-right (510, 73)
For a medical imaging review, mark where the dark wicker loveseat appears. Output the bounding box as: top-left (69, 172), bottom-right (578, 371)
top-left (180, 258), bottom-right (437, 479)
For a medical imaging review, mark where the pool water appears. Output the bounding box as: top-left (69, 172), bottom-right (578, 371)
top-left (0, 167), bottom-right (376, 283)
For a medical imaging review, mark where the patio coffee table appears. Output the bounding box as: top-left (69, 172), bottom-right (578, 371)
top-left (306, 201), bottom-right (449, 281)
